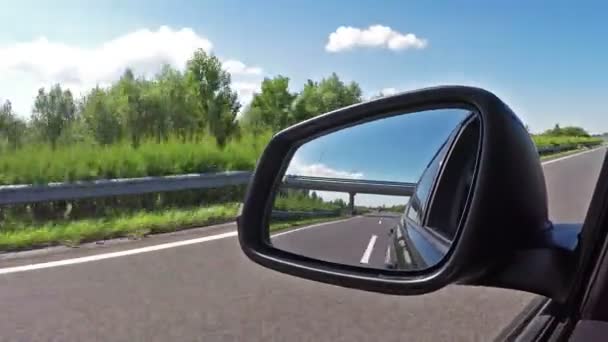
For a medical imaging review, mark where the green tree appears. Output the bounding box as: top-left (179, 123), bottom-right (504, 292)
top-left (240, 76), bottom-right (295, 132)
top-left (81, 87), bottom-right (122, 145)
top-left (31, 85), bottom-right (76, 149)
top-left (560, 126), bottom-right (590, 137)
top-left (206, 91), bottom-right (240, 147)
top-left (316, 73), bottom-right (362, 110)
top-left (140, 80), bottom-right (170, 143)
top-left (544, 123), bottom-right (590, 137)
top-left (290, 73), bottom-right (362, 125)
top-left (114, 69), bottom-right (147, 147)
top-left (0, 100), bottom-right (26, 150)
top-left (185, 49), bottom-right (240, 146)
top-left (156, 64), bottom-right (198, 141)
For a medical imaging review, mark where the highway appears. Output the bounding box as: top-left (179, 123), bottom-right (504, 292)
top-left (272, 214), bottom-right (402, 269)
top-left (0, 147), bottom-right (604, 341)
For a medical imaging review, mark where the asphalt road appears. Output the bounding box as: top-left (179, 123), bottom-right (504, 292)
top-left (0, 147), bottom-right (604, 341)
top-left (272, 214), bottom-right (401, 269)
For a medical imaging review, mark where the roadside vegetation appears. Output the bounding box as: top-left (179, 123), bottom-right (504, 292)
top-left (0, 203), bottom-right (239, 251)
top-left (273, 189), bottom-right (345, 212)
top-left (0, 133), bottom-right (270, 185)
top-left (0, 49), bottom-right (603, 250)
top-left (531, 124), bottom-right (603, 155)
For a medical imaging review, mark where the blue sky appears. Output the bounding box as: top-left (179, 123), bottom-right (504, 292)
top-left (285, 109), bottom-right (468, 206)
top-left (1, 0), bottom-right (607, 133)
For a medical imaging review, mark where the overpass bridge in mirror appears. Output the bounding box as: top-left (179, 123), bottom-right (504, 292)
top-left (282, 175), bottom-right (416, 215)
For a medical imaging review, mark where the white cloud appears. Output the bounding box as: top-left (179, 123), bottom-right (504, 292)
top-left (380, 87), bottom-right (399, 96)
top-left (223, 60), bottom-right (263, 76)
top-left (286, 158), bottom-right (364, 179)
top-left (0, 26), bottom-right (213, 85)
top-left (325, 25), bottom-right (427, 52)
top-left (233, 81), bottom-right (261, 110)
top-left (0, 26), bottom-right (263, 113)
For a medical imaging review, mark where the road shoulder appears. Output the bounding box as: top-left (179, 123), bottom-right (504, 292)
top-left (0, 221), bottom-right (237, 269)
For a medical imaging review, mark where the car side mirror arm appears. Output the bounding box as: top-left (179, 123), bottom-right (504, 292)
top-left (476, 223), bottom-right (581, 303)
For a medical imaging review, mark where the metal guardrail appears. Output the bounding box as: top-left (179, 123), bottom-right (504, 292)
top-left (0, 173), bottom-right (416, 206)
top-left (282, 175), bottom-right (416, 196)
top-left (0, 171), bottom-right (253, 205)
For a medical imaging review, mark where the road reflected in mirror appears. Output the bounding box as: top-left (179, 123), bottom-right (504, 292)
top-left (268, 108), bottom-right (480, 271)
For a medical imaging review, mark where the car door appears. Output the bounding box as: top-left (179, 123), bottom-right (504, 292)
top-left (387, 134), bottom-right (452, 270)
top-left (387, 115), bottom-right (475, 271)
top-left (497, 148), bottom-right (608, 341)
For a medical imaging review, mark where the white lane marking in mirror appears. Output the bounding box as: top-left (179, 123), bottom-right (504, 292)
top-left (402, 246), bottom-right (412, 265)
top-left (360, 235), bottom-right (378, 264)
top-left (0, 231), bottom-right (238, 275)
top-left (271, 217), bottom-right (357, 238)
top-left (385, 245), bottom-right (391, 265)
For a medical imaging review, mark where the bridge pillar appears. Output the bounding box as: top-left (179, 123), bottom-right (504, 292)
top-left (348, 192), bottom-right (356, 216)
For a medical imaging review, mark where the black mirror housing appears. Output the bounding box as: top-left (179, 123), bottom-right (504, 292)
top-left (238, 85), bottom-right (553, 296)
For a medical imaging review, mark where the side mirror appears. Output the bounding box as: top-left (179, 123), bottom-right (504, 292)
top-left (238, 86), bottom-right (568, 297)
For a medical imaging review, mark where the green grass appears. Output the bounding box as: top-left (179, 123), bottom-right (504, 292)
top-left (269, 215), bottom-right (347, 233)
top-left (532, 135), bottom-right (603, 150)
top-left (0, 203), bottom-right (240, 251)
top-left (0, 132), bottom-right (272, 185)
top-left (0, 202), bottom-right (345, 251)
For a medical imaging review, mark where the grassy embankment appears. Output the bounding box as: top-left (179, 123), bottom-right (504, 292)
top-left (0, 203), bottom-right (240, 251)
top-left (0, 134), bottom-right (270, 251)
top-left (0, 134), bottom-right (344, 251)
top-left (533, 135), bottom-right (603, 161)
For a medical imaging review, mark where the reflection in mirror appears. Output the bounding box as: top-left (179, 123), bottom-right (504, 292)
top-left (268, 108), bottom-right (480, 272)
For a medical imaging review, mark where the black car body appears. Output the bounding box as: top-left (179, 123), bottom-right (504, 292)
top-left (386, 113), bottom-right (478, 270)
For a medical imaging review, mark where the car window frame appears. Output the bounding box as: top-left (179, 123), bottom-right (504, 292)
top-left (402, 112), bottom-right (475, 240)
top-left (403, 122), bottom-right (461, 225)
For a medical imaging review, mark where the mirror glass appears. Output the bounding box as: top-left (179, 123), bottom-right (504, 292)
top-left (268, 108), bottom-right (480, 271)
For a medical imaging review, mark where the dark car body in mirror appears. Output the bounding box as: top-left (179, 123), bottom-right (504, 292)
top-left (238, 86), bottom-right (578, 301)
top-left (387, 114), bottom-right (480, 270)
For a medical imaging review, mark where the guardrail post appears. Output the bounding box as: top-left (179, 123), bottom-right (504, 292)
top-left (348, 192), bottom-right (356, 216)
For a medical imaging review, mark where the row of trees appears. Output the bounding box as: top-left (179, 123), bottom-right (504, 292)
top-left (1, 49), bottom-right (241, 150)
top-left (240, 74), bottom-right (362, 133)
top-left (542, 123), bottom-right (591, 137)
top-left (0, 101), bottom-right (26, 150)
top-left (6, 46), bottom-right (592, 155)
top-left (0, 49), bottom-right (363, 152)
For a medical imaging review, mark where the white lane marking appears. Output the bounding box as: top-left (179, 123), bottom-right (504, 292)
top-left (384, 245), bottom-right (391, 265)
top-left (402, 245), bottom-right (412, 264)
top-left (271, 217), bottom-right (357, 238)
top-left (360, 235), bottom-right (378, 264)
top-left (0, 231), bottom-right (237, 275)
top-left (541, 147), bottom-right (605, 166)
